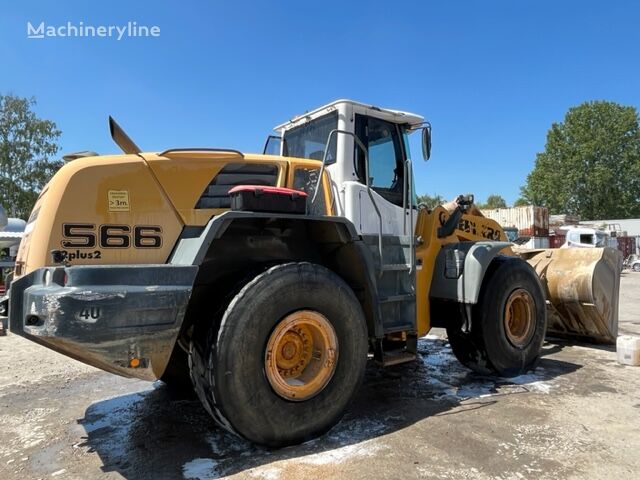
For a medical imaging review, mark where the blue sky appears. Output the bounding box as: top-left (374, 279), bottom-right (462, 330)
top-left (1, 1), bottom-right (639, 204)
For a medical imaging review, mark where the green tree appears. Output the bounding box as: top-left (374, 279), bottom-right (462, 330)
top-left (513, 198), bottom-right (529, 207)
top-left (521, 101), bottom-right (640, 219)
top-left (0, 95), bottom-right (62, 219)
top-left (416, 193), bottom-right (445, 209)
top-left (477, 194), bottom-right (507, 209)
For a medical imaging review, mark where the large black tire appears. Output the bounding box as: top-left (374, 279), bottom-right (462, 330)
top-left (446, 256), bottom-right (547, 377)
top-left (189, 262), bottom-right (368, 447)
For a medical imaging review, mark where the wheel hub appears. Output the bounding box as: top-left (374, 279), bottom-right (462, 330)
top-left (504, 288), bottom-right (535, 348)
top-left (265, 310), bottom-right (338, 401)
top-left (275, 328), bottom-right (312, 377)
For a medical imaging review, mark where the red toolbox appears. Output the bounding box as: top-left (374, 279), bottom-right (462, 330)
top-left (229, 185), bottom-right (308, 214)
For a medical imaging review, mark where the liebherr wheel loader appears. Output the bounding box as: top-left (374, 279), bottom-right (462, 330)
top-left (3, 100), bottom-right (620, 447)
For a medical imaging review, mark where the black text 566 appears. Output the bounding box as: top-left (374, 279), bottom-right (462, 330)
top-left (61, 224), bottom-right (162, 249)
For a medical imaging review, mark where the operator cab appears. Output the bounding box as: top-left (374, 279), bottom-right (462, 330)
top-left (270, 100), bottom-right (429, 237)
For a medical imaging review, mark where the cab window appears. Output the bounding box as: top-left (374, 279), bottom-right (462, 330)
top-left (355, 114), bottom-right (405, 207)
top-left (283, 112), bottom-right (338, 162)
top-left (292, 167), bottom-right (327, 216)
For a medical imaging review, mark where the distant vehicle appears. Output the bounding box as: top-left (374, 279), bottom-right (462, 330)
top-left (561, 227), bottom-right (609, 248)
top-left (624, 254), bottom-right (640, 272)
top-left (0, 204), bottom-right (25, 250)
top-left (0, 206), bottom-right (25, 296)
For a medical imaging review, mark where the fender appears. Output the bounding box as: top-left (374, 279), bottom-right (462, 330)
top-left (169, 211), bottom-right (384, 338)
top-left (169, 211), bottom-right (359, 265)
top-left (429, 241), bottom-right (513, 304)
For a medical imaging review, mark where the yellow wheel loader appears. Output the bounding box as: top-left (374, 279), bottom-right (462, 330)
top-left (3, 100), bottom-right (620, 447)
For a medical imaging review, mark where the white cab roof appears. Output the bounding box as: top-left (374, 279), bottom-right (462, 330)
top-left (274, 99), bottom-right (424, 132)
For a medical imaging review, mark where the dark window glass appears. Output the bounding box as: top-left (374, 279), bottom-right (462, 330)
top-left (283, 112), bottom-right (338, 162)
top-left (354, 114), bottom-right (404, 207)
top-left (293, 167), bottom-right (326, 215)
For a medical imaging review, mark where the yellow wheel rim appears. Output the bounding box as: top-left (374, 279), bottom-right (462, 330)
top-left (504, 288), bottom-right (535, 348)
top-left (265, 310), bottom-right (338, 401)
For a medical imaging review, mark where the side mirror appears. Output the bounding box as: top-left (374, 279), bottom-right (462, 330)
top-left (421, 124), bottom-right (432, 161)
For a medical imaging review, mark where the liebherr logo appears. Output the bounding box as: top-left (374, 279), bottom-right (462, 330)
top-left (27, 21), bottom-right (161, 40)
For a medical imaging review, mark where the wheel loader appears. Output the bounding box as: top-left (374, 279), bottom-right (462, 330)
top-left (3, 100), bottom-right (620, 447)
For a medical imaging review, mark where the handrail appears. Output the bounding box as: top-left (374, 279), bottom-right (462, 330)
top-left (159, 148), bottom-right (244, 157)
top-left (310, 129), bottom-right (384, 268)
top-left (405, 159), bottom-right (415, 275)
top-left (402, 160), bottom-right (408, 233)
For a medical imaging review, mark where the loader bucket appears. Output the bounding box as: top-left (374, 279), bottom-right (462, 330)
top-left (522, 247), bottom-right (622, 344)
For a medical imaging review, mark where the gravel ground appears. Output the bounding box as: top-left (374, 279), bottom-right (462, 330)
top-left (0, 273), bottom-right (638, 480)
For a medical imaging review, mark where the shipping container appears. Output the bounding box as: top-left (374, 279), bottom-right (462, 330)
top-left (616, 236), bottom-right (637, 259)
top-left (480, 206), bottom-right (549, 237)
top-left (549, 235), bottom-right (566, 249)
top-left (549, 214), bottom-right (580, 226)
top-left (521, 237), bottom-right (550, 249)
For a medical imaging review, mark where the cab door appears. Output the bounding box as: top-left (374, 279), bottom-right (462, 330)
top-left (342, 114), bottom-right (410, 235)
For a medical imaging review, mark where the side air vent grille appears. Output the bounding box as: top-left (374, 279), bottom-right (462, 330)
top-left (196, 163), bottom-right (279, 209)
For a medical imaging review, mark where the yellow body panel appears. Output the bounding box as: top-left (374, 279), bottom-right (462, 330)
top-left (142, 152), bottom-right (290, 225)
top-left (414, 207), bottom-right (510, 337)
top-left (17, 155), bottom-right (184, 275)
top-left (16, 152), bottom-right (331, 276)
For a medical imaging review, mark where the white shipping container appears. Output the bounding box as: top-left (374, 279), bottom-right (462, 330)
top-left (521, 237), bottom-right (550, 249)
top-left (480, 206), bottom-right (549, 236)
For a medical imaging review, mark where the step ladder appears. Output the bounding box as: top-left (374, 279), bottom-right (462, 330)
top-left (366, 235), bottom-right (418, 366)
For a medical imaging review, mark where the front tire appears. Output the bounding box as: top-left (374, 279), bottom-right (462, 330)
top-left (189, 262), bottom-right (368, 447)
top-left (447, 257), bottom-right (547, 377)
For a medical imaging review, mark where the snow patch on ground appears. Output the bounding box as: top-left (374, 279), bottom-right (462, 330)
top-left (417, 338), bottom-right (555, 400)
top-left (301, 441), bottom-right (381, 465)
top-left (82, 391), bottom-right (149, 433)
top-left (182, 458), bottom-right (222, 479)
top-left (79, 387), bottom-right (154, 463)
top-left (509, 374), bottom-right (553, 394)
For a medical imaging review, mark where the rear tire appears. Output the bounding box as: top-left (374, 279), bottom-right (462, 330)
top-left (446, 256), bottom-right (547, 377)
top-left (633, 263), bottom-right (640, 272)
top-left (189, 262), bottom-right (368, 447)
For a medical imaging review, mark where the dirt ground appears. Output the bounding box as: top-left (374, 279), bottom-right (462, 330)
top-left (0, 274), bottom-right (639, 480)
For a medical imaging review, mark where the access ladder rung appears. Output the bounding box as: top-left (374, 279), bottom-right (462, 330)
top-left (380, 350), bottom-right (417, 367)
top-left (380, 264), bottom-right (411, 272)
top-left (379, 293), bottom-right (415, 303)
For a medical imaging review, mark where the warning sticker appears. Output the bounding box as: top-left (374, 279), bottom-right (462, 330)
top-left (108, 190), bottom-right (130, 212)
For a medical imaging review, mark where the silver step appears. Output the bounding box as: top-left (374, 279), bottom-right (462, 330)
top-left (380, 263), bottom-right (411, 272)
top-left (379, 293), bottom-right (415, 303)
top-left (380, 350), bottom-right (417, 367)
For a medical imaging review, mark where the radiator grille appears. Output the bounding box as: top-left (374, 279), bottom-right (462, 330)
top-left (196, 163), bottom-right (279, 209)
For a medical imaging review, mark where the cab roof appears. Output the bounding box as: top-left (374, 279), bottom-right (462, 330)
top-left (274, 99), bottom-right (424, 132)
